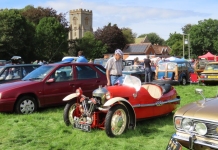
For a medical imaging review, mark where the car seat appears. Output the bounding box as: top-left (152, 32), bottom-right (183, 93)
top-left (56, 71), bottom-right (67, 81)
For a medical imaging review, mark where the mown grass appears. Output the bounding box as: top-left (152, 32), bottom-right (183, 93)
top-left (0, 84), bottom-right (218, 150)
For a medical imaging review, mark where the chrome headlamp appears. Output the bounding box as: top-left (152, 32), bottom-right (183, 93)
top-left (181, 118), bottom-right (193, 131)
top-left (195, 123), bottom-right (207, 135)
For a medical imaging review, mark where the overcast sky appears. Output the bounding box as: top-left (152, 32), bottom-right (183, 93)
top-left (1, 0), bottom-right (217, 40)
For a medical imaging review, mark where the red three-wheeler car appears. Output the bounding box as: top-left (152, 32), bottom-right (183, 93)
top-left (63, 75), bottom-right (180, 137)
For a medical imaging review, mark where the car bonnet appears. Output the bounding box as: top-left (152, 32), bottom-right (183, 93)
top-left (0, 80), bottom-right (39, 92)
top-left (175, 98), bottom-right (218, 122)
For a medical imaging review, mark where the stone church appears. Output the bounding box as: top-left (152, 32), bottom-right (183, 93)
top-left (68, 8), bottom-right (93, 40)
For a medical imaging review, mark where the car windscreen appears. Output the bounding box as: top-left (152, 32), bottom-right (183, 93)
top-left (22, 65), bottom-right (54, 81)
top-left (123, 65), bottom-right (144, 72)
top-left (0, 66), bottom-right (4, 73)
top-left (158, 62), bottom-right (176, 70)
top-left (204, 64), bottom-right (218, 71)
top-left (94, 65), bottom-right (106, 74)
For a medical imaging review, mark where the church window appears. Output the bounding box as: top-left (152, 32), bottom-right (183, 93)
top-left (73, 17), bottom-right (77, 25)
top-left (85, 17), bottom-right (89, 25)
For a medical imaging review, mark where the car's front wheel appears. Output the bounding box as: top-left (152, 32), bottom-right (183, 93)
top-left (15, 96), bottom-right (37, 114)
top-left (63, 100), bottom-right (80, 126)
top-left (105, 104), bottom-right (129, 137)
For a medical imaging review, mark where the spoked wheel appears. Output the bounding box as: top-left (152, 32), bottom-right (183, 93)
top-left (63, 101), bottom-right (80, 126)
top-left (15, 96), bottom-right (37, 114)
top-left (105, 104), bottom-right (129, 137)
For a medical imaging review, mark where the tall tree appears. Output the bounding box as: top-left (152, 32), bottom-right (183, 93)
top-left (35, 17), bottom-right (68, 62)
top-left (189, 19), bottom-right (218, 56)
top-left (182, 24), bottom-right (192, 34)
top-left (69, 31), bottom-right (107, 59)
top-left (94, 23), bottom-right (126, 53)
top-left (0, 9), bottom-right (35, 62)
top-left (21, 6), bottom-right (68, 28)
top-left (121, 28), bottom-right (136, 44)
top-left (165, 32), bottom-right (184, 57)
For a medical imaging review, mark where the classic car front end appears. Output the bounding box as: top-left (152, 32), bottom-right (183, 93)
top-left (169, 89), bottom-right (218, 150)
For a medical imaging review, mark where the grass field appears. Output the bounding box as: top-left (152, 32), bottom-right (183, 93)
top-left (0, 84), bottom-right (218, 150)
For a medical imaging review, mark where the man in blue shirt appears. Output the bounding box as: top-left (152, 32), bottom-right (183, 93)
top-left (76, 51), bottom-right (88, 63)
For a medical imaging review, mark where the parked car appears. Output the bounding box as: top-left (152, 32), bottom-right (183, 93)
top-left (0, 62), bottom-right (107, 114)
top-left (0, 60), bottom-right (6, 66)
top-left (0, 64), bottom-right (40, 84)
top-left (62, 75), bottom-right (180, 137)
top-left (11, 56), bottom-right (23, 64)
top-left (194, 58), bottom-right (217, 75)
top-left (94, 58), bottom-right (128, 68)
top-left (168, 89), bottom-right (218, 150)
top-left (122, 65), bottom-right (155, 82)
top-left (199, 62), bottom-right (218, 85)
top-left (94, 58), bottom-right (109, 68)
top-left (153, 59), bottom-right (194, 85)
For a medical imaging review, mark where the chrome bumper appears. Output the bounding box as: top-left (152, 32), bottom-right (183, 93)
top-left (172, 133), bottom-right (218, 149)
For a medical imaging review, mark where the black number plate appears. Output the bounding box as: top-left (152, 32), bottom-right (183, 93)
top-left (166, 137), bottom-right (182, 150)
top-left (74, 123), bottom-right (91, 132)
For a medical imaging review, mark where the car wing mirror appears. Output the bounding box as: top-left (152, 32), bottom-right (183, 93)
top-left (46, 78), bottom-right (55, 83)
top-left (195, 88), bottom-right (205, 101)
top-left (195, 88), bottom-right (203, 94)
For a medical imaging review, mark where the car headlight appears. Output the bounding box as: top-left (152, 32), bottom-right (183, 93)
top-left (106, 92), bottom-right (111, 99)
top-left (195, 123), bottom-right (207, 135)
top-left (174, 116), bottom-right (182, 129)
top-left (181, 118), bottom-right (193, 131)
top-left (200, 74), bottom-right (207, 78)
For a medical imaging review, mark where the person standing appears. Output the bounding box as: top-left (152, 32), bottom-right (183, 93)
top-left (76, 51), bottom-right (88, 63)
top-left (105, 49), bottom-right (123, 86)
top-left (144, 55), bottom-right (152, 83)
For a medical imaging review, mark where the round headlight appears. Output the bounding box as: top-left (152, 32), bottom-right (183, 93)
top-left (181, 118), bottom-right (193, 131)
top-left (195, 123), bottom-right (207, 135)
top-left (106, 92), bottom-right (111, 99)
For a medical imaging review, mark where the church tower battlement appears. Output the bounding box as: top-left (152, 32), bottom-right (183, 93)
top-left (69, 8), bottom-right (93, 40)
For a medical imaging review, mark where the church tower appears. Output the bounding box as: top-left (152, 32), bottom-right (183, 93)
top-left (69, 8), bottom-right (93, 40)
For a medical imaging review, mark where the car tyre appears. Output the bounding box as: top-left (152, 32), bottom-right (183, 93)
top-left (15, 96), bottom-right (37, 114)
top-left (105, 104), bottom-right (129, 137)
top-left (63, 100), bottom-right (80, 126)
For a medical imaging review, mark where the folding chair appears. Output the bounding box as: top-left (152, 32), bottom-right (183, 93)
top-left (190, 73), bottom-right (199, 85)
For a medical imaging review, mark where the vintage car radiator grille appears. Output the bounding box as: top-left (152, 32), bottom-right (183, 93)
top-left (193, 119), bottom-right (218, 138)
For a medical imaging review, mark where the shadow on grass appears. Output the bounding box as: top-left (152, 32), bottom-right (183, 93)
top-left (116, 112), bottom-right (175, 138)
top-left (37, 105), bottom-right (65, 113)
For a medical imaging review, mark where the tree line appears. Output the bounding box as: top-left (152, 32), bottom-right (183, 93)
top-left (0, 5), bottom-right (218, 63)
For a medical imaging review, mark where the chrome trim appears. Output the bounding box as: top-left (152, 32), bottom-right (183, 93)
top-left (174, 115), bottom-right (218, 125)
top-left (132, 97), bottom-right (180, 108)
top-left (172, 133), bottom-right (218, 149)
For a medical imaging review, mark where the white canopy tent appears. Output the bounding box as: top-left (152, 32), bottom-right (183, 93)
top-left (125, 55), bottom-right (155, 61)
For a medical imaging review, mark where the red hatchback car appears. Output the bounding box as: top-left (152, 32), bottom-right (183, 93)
top-left (0, 62), bottom-right (107, 114)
